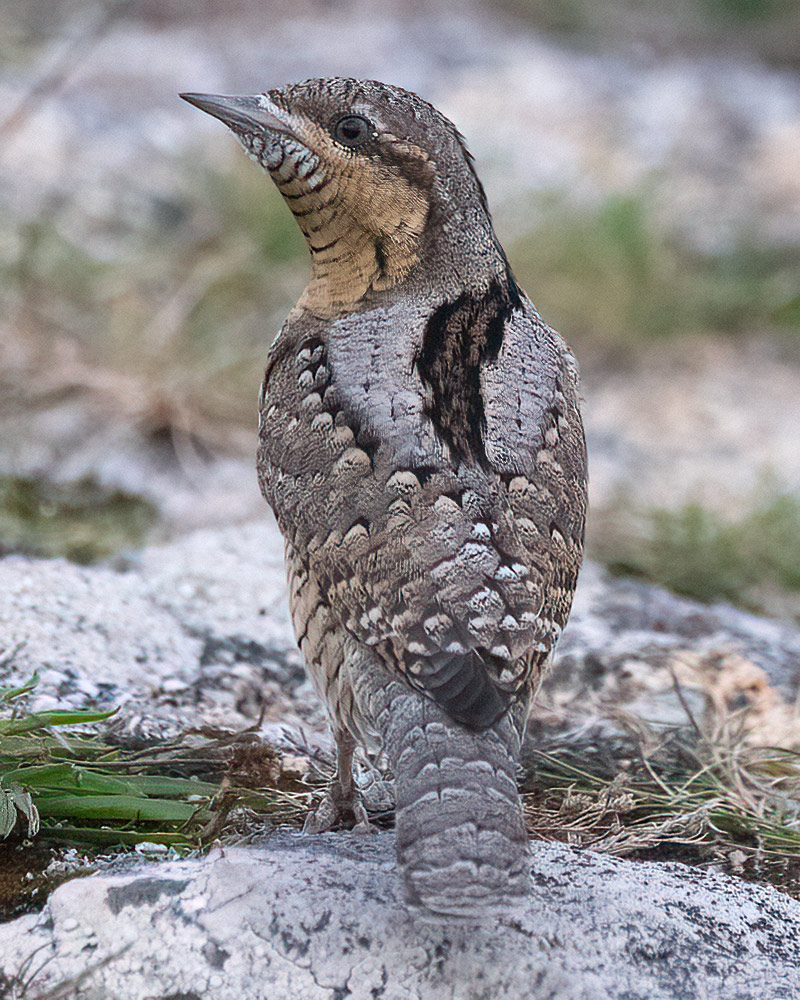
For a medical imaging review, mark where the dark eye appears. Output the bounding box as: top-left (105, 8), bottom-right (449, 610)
top-left (333, 114), bottom-right (372, 148)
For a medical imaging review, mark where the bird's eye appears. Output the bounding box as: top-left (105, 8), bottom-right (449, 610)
top-left (332, 114), bottom-right (372, 148)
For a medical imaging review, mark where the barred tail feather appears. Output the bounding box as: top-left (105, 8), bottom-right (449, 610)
top-left (378, 687), bottom-right (530, 918)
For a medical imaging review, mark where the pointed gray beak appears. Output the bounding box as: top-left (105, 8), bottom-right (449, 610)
top-left (180, 92), bottom-right (292, 136)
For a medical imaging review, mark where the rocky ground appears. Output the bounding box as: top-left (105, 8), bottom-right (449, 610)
top-left (3, 832), bottom-right (800, 1000)
top-left (3, 520), bottom-right (800, 996)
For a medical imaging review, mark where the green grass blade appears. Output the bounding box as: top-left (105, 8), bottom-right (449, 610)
top-left (2, 763), bottom-right (133, 794)
top-left (0, 709), bottom-right (117, 735)
top-left (40, 827), bottom-right (193, 847)
top-left (35, 794), bottom-right (199, 823)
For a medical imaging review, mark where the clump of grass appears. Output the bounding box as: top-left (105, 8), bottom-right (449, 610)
top-left (592, 491), bottom-right (800, 613)
top-left (1, 680), bottom-right (209, 849)
top-left (699, 0), bottom-right (791, 23)
top-left (0, 678), bottom-right (311, 853)
top-left (774, 293), bottom-right (800, 327)
top-left (0, 475), bottom-right (157, 564)
top-left (0, 676), bottom-right (331, 922)
top-left (508, 193), bottom-right (796, 355)
top-left (523, 713), bottom-right (800, 893)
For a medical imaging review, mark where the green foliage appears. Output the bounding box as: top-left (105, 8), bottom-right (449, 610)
top-left (496, 0), bottom-right (800, 65)
top-left (0, 475), bottom-right (157, 564)
top-left (594, 492), bottom-right (800, 609)
top-left (0, 785), bottom-right (37, 841)
top-left (0, 682), bottom-right (212, 847)
top-left (700, 0), bottom-right (780, 22)
top-left (0, 678), bottom-right (313, 854)
top-left (774, 294), bottom-right (800, 327)
top-left (509, 193), bottom-right (795, 354)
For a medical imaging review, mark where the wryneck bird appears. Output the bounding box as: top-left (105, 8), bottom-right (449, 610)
top-left (182, 78), bottom-right (587, 919)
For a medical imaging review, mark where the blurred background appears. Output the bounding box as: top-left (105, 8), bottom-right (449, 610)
top-left (1, 0), bottom-right (799, 620)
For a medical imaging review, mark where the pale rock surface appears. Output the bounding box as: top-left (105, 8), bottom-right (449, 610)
top-left (1, 832), bottom-right (799, 1000)
top-left (3, 526), bottom-right (800, 997)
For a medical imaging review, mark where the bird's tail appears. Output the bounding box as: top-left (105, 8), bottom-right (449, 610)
top-left (368, 679), bottom-right (530, 919)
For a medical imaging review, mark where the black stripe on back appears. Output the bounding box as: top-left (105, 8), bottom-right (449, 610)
top-left (416, 271), bottom-right (520, 465)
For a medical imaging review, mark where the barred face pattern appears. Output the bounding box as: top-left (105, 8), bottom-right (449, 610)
top-left (183, 78), bottom-right (587, 917)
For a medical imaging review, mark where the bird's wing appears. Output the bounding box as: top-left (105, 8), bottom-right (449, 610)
top-left (387, 308), bottom-right (586, 727)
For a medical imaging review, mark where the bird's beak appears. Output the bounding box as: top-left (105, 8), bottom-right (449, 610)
top-left (179, 92), bottom-right (293, 137)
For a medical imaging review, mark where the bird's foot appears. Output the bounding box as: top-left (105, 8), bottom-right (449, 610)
top-left (303, 779), bottom-right (372, 834)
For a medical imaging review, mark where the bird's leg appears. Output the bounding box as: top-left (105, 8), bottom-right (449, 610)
top-left (304, 728), bottom-right (372, 833)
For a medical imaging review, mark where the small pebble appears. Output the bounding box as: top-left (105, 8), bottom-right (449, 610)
top-left (134, 842), bottom-right (168, 856)
top-left (160, 678), bottom-right (187, 693)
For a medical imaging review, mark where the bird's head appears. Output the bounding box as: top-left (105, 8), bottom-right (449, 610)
top-left (181, 78), bottom-right (505, 316)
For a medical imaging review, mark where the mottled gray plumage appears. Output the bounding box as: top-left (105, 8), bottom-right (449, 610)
top-left (182, 78), bottom-right (587, 918)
